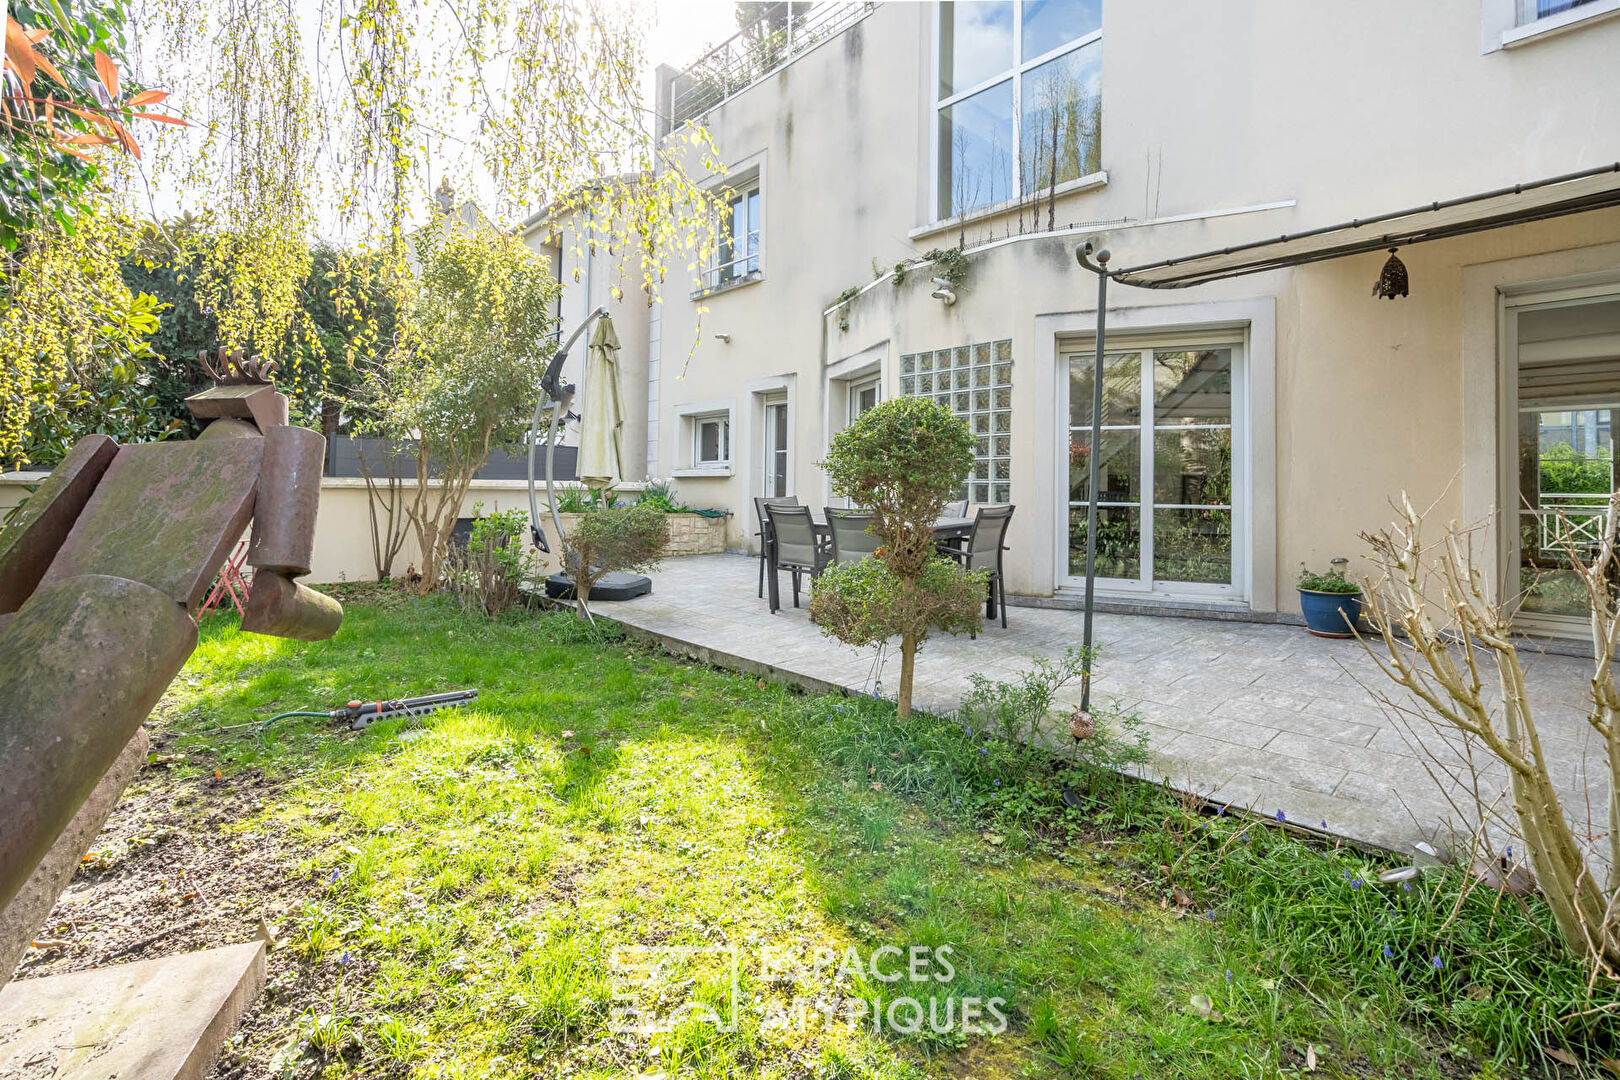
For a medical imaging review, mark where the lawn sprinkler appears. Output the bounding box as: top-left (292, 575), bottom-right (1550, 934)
top-left (259, 689), bottom-right (478, 734)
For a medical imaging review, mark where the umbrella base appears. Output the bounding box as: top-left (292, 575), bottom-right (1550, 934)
top-left (543, 571), bottom-right (652, 602)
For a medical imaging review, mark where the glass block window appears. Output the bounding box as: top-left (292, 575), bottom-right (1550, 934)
top-left (899, 338), bottom-right (1012, 504)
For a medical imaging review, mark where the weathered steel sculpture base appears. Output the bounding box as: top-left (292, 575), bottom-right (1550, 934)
top-left (0, 349), bottom-right (340, 1077)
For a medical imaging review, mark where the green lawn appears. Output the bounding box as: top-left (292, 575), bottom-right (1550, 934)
top-left (113, 589), bottom-right (1611, 1078)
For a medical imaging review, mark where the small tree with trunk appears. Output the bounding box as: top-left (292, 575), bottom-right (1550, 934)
top-left (378, 222), bottom-right (559, 591)
top-left (1360, 491), bottom-right (1620, 971)
top-left (561, 501), bottom-right (668, 614)
top-left (811, 397), bottom-right (987, 718)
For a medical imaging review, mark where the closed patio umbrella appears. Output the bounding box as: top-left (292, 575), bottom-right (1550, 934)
top-left (576, 315), bottom-right (624, 490)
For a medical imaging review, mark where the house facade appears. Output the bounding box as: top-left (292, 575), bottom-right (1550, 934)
top-left (531, 0), bottom-right (1620, 629)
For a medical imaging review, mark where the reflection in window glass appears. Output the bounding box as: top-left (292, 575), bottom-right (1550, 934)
top-left (1021, 0), bottom-right (1100, 60)
top-left (1019, 43), bottom-right (1102, 195)
top-left (938, 1), bottom-right (1013, 97)
top-left (715, 188), bottom-right (759, 286)
top-left (938, 82), bottom-right (1014, 219)
top-left (936, 0), bottom-right (1103, 219)
top-left (697, 417), bottom-right (729, 465)
top-left (1068, 345), bottom-right (1237, 588)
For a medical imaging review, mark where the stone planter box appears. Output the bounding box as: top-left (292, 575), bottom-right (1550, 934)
top-left (662, 512), bottom-right (727, 557)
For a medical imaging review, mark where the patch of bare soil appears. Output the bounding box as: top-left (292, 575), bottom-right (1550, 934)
top-left (7, 723), bottom-right (348, 1078)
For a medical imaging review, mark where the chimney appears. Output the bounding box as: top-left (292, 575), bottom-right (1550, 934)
top-left (433, 178), bottom-right (455, 215)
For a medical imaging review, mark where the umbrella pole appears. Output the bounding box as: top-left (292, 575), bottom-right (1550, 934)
top-left (1077, 246), bottom-right (1110, 715)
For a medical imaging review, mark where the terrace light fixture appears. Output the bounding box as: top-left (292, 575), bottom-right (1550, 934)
top-left (1373, 248), bottom-right (1409, 299)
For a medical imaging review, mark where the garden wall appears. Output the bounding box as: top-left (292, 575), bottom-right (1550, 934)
top-left (0, 473), bottom-right (726, 586)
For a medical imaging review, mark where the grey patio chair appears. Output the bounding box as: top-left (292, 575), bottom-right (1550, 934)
top-left (764, 503), bottom-right (828, 613)
top-left (825, 507), bottom-right (880, 565)
top-left (943, 499), bottom-right (968, 519)
top-left (753, 495), bottom-right (801, 598)
top-left (940, 504), bottom-right (1014, 628)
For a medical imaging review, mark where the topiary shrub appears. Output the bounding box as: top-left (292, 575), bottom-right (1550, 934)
top-left (813, 396), bottom-right (986, 717)
top-left (561, 501), bottom-right (667, 613)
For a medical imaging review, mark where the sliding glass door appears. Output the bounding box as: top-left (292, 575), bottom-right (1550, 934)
top-left (1064, 340), bottom-right (1243, 599)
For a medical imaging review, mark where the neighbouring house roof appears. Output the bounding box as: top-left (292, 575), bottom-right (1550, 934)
top-left (519, 172), bottom-right (647, 240)
top-left (1104, 162), bottom-right (1620, 289)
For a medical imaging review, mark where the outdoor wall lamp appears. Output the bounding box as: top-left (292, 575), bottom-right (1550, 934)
top-left (713, 332), bottom-right (732, 343)
top-left (1373, 248), bottom-right (1409, 299)
top-left (929, 278), bottom-right (957, 306)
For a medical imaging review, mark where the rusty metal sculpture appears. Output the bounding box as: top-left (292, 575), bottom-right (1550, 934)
top-left (0, 351), bottom-right (341, 983)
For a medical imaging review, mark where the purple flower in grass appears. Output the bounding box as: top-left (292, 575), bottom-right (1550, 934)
top-left (1275, 810), bottom-right (1286, 823)
top-left (1224, 969), bottom-right (1232, 983)
top-left (1383, 945), bottom-right (1394, 960)
top-left (1350, 879), bottom-right (1361, 889)
top-left (1432, 955), bottom-right (1444, 970)
top-left (339, 950), bottom-right (355, 966)
top-left (328, 868), bottom-right (341, 884)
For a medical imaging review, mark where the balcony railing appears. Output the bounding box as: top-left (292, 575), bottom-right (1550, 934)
top-left (669, 2), bottom-right (877, 127)
top-left (1524, 492), bottom-right (1612, 554)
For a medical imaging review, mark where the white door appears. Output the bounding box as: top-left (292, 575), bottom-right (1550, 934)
top-left (763, 398), bottom-right (789, 497)
top-left (1063, 338), bottom-right (1245, 600)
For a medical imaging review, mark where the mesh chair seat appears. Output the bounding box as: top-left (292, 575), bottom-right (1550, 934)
top-left (826, 508), bottom-right (880, 564)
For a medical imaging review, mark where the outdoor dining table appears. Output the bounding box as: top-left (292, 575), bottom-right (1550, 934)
top-left (765, 514), bottom-right (978, 612)
top-left (808, 514), bottom-right (975, 542)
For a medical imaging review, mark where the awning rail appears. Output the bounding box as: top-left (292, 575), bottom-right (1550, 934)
top-left (1105, 162), bottom-right (1620, 289)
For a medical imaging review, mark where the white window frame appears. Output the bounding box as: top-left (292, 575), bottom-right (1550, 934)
top-left (762, 396), bottom-right (790, 497)
top-left (1484, 0), bottom-right (1620, 48)
top-left (673, 399), bottom-right (736, 477)
top-left (695, 415), bottom-right (730, 466)
top-left (746, 374), bottom-right (797, 500)
top-left (695, 157), bottom-right (766, 296)
top-left (1498, 278), bottom-right (1620, 637)
top-left (849, 376), bottom-right (881, 422)
top-left (1060, 332), bottom-right (1247, 603)
top-left (931, 1), bottom-right (1103, 223)
top-left (824, 344), bottom-right (888, 507)
top-left (710, 184), bottom-right (760, 289)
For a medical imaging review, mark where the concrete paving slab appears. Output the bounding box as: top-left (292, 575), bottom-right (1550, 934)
top-left (0, 941), bottom-right (264, 1080)
top-left (606, 553), bottom-right (1607, 855)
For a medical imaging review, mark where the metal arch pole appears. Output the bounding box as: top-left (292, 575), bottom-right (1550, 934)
top-left (527, 306), bottom-right (609, 620)
top-left (1076, 243), bottom-right (1111, 715)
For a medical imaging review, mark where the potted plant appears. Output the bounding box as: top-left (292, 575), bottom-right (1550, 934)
top-left (1297, 559), bottom-right (1362, 638)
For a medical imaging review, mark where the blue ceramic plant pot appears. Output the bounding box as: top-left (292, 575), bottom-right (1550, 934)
top-left (1298, 588), bottom-right (1362, 638)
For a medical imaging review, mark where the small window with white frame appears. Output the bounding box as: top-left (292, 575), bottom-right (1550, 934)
top-left (849, 376), bottom-right (881, 422)
top-left (694, 413), bottom-right (730, 467)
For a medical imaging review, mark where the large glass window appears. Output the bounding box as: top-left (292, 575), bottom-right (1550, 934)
top-left (1067, 345), bottom-right (1237, 592)
top-left (936, 0), bottom-right (1101, 220)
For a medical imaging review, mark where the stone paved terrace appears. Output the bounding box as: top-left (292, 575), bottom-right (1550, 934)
top-left (601, 553), bottom-right (1610, 855)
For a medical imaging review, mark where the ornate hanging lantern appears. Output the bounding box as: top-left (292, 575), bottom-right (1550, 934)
top-left (1373, 247), bottom-right (1409, 299)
